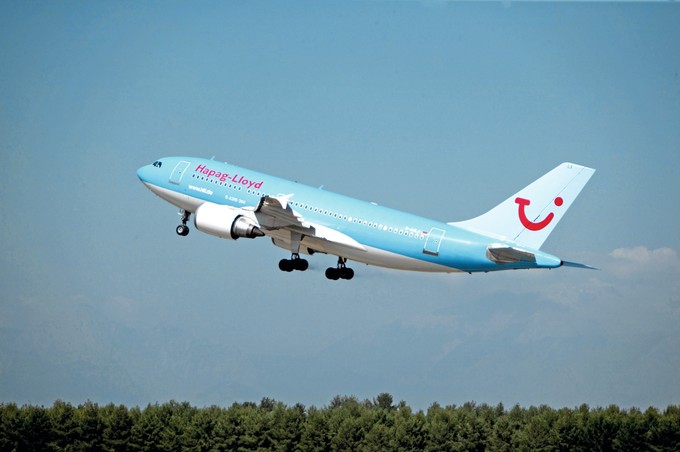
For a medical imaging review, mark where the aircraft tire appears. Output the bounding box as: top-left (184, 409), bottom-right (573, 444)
top-left (340, 267), bottom-right (354, 280)
top-left (325, 268), bottom-right (340, 280)
top-left (294, 259), bottom-right (309, 271)
top-left (176, 225), bottom-right (189, 236)
top-left (279, 259), bottom-right (294, 272)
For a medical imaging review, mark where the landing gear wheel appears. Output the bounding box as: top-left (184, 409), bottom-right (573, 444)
top-left (325, 267), bottom-right (340, 280)
top-left (279, 259), bottom-right (294, 272)
top-left (176, 224), bottom-right (190, 236)
top-left (279, 253), bottom-right (309, 273)
top-left (326, 257), bottom-right (353, 280)
top-left (339, 267), bottom-right (354, 280)
top-left (294, 258), bottom-right (309, 271)
top-left (279, 257), bottom-right (309, 272)
top-left (176, 210), bottom-right (191, 236)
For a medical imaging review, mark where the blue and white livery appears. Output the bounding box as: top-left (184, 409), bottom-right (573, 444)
top-left (137, 157), bottom-right (595, 280)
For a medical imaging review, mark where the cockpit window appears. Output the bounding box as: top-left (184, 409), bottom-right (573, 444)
top-left (153, 161), bottom-right (162, 168)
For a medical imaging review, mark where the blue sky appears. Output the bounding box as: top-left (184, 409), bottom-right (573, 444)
top-left (1, 1), bottom-right (679, 410)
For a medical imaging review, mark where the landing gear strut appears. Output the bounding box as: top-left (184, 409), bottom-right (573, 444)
top-left (325, 257), bottom-right (354, 281)
top-left (279, 253), bottom-right (309, 272)
top-left (176, 210), bottom-right (191, 236)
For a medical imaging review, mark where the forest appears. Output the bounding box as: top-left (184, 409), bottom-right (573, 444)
top-left (1, 394), bottom-right (679, 451)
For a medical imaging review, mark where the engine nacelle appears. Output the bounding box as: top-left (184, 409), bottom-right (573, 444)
top-left (194, 203), bottom-right (264, 240)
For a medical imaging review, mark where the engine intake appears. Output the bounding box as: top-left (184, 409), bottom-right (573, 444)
top-left (194, 203), bottom-right (264, 240)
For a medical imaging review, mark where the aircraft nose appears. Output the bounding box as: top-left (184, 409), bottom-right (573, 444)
top-left (137, 164), bottom-right (152, 182)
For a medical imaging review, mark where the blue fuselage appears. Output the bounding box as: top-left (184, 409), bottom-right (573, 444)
top-left (137, 157), bottom-right (563, 273)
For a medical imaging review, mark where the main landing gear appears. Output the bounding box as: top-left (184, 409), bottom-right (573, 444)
top-left (325, 257), bottom-right (354, 281)
top-left (176, 210), bottom-right (191, 236)
top-left (279, 253), bottom-right (309, 272)
top-left (279, 255), bottom-right (354, 280)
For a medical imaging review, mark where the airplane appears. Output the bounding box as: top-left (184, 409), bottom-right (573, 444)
top-left (137, 157), bottom-right (595, 280)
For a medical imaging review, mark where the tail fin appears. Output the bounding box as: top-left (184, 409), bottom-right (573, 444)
top-left (451, 162), bottom-right (595, 250)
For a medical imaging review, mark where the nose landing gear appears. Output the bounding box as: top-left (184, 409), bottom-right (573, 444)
top-left (176, 210), bottom-right (191, 236)
top-left (325, 257), bottom-right (354, 280)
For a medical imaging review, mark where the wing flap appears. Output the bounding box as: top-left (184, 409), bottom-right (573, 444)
top-left (255, 195), bottom-right (308, 230)
top-left (255, 195), bottom-right (366, 252)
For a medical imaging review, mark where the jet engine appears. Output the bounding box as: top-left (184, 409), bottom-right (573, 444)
top-left (194, 202), bottom-right (264, 240)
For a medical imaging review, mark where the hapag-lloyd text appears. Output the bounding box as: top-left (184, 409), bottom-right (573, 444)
top-left (195, 164), bottom-right (264, 190)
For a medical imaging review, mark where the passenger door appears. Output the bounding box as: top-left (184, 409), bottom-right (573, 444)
top-left (423, 227), bottom-right (445, 256)
top-left (169, 161), bottom-right (191, 185)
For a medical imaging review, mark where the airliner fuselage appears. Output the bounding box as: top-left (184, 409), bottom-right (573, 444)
top-left (137, 157), bottom-right (594, 280)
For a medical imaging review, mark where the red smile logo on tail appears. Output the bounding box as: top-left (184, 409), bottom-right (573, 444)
top-left (515, 197), bottom-right (563, 231)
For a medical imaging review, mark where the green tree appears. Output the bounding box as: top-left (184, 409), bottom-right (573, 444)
top-left (489, 414), bottom-right (515, 452)
top-left (21, 405), bottom-right (52, 451)
top-left (184, 405), bottom-right (221, 451)
top-left (130, 404), bottom-right (165, 451)
top-left (361, 422), bottom-right (391, 452)
top-left (299, 406), bottom-right (330, 452)
top-left (425, 402), bottom-right (455, 451)
top-left (269, 402), bottom-right (304, 451)
top-left (391, 405), bottom-right (427, 451)
top-left (75, 401), bottom-right (105, 451)
top-left (48, 400), bottom-right (79, 450)
top-left (511, 405), bottom-right (557, 451)
top-left (373, 393), bottom-right (394, 411)
top-left (2, 397), bottom-right (680, 451)
top-left (160, 401), bottom-right (198, 450)
top-left (554, 407), bottom-right (588, 451)
top-left (655, 405), bottom-right (680, 451)
top-left (101, 403), bottom-right (133, 452)
top-left (584, 406), bottom-right (620, 451)
top-left (327, 397), bottom-right (366, 452)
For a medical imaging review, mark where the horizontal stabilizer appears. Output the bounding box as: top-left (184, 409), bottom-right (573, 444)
top-left (486, 244), bottom-right (536, 265)
top-left (561, 260), bottom-right (598, 270)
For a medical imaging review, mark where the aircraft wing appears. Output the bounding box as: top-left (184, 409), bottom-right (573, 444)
top-left (255, 195), bottom-right (366, 252)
